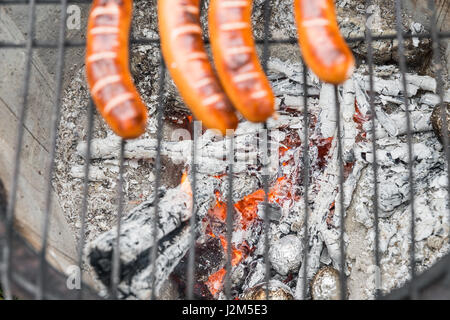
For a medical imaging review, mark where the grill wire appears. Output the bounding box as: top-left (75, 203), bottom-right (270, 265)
top-left (0, 0), bottom-right (449, 300)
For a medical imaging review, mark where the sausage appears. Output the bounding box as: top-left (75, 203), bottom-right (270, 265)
top-left (293, 0), bottom-right (355, 84)
top-left (86, 0), bottom-right (147, 139)
top-left (208, 0), bottom-right (275, 123)
top-left (158, 0), bottom-right (239, 135)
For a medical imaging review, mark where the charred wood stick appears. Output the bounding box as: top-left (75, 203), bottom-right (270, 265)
top-left (128, 224), bottom-right (195, 299)
top-left (75, 120), bottom-right (297, 175)
top-left (90, 223), bottom-right (195, 299)
top-left (87, 176), bottom-right (218, 298)
top-left (359, 73), bottom-right (437, 97)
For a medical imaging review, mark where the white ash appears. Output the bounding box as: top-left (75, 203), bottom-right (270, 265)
top-left (347, 131), bottom-right (450, 298)
top-left (420, 91), bottom-right (450, 107)
top-left (282, 64), bottom-right (449, 299)
top-left (88, 184), bottom-right (194, 266)
top-left (242, 259), bottom-right (266, 291)
top-left (230, 263), bottom-right (247, 291)
top-left (331, 71), bottom-right (449, 298)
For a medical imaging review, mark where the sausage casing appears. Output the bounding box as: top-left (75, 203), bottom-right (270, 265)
top-left (158, 0), bottom-right (239, 135)
top-left (293, 0), bottom-right (355, 84)
top-left (86, 0), bottom-right (147, 139)
top-left (208, 0), bottom-right (275, 123)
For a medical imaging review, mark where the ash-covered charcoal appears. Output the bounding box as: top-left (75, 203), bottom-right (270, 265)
top-left (194, 237), bottom-right (226, 282)
top-left (171, 236), bottom-right (225, 299)
top-left (242, 259), bottom-right (266, 291)
top-left (311, 266), bottom-right (341, 300)
top-left (269, 234), bottom-right (303, 276)
top-left (89, 221), bottom-right (191, 298)
top-left (241, 280), bottom-right (294, 300)
top-left (128, 225), bottom-right (196, 299)
top-left (75, 121), bottom-right (290, 176)
top-left (86, 176), bottom-right (218, 299)
top-left (431, 102), bottom-right (450, 143)
top-left (230, 262), bottom-right (248, 291)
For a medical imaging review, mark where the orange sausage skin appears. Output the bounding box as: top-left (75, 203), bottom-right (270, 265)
top-left (86, 0), bottom-right (147, 139)
top-left (158, 0), bottom-right (239, 136)
top-left (293, 0), bottom-right (355, 84)
top-left (209, 0), bottom-right (275, 123)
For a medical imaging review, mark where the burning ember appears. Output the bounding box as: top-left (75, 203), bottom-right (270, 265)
top-left (202, 177), bottom-right (296, 298)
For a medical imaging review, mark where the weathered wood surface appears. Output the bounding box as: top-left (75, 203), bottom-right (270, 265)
top-left (0, 8), bottom-right (81, 280)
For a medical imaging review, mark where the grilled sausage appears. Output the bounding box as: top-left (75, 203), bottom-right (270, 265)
top-left (293, 0), bottom-right (355, 84)
top-left (86, 0), bottom-right (147, 139)
top-left (158, 0), bottom-right (239, 135)
top-left (208, 0), bottom-right (275, 122)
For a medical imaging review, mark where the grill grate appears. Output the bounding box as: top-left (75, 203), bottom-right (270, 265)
top-left (0, 0), bottom-right (449, 300)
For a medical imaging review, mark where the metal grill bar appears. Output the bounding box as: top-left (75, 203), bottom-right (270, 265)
top-left (261, 0), bottom-right (272, 300)
top-left (2, 32), bottom-right (450, 49)
top-left (76, 99), bottom-right (95, 300)
top-left (365, 0), bottom-right (381, 299)
top-left (110, 139), bottom-right (126, 299)
top-left (187, 0), bottom-right (205, 298)
top-left (300, 60), bottom-right (310, 300)
top-left (186, 117), bottom-right (198, 300)
top-left (334, 85), bottom-right (347, 299)
top-left (224, 133), bottom-right (234, 300)
top-left (394, 0), bottom-right (417, 300)
top-left (36, 0), bottom-right (68, 300)
top-left (150, 54), bottom-right (166, 300)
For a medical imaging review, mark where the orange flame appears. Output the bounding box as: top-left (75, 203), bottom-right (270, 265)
top-left (234, 190), bottom-right (265, 230)
top-left (180, 171), bottom-right (192, 196)
top-left (204, 247), bottom-right (244, 297)
top-left (219, 235), bottom-right (245, 266)
top-left (353, 99), bottom-right (368, 142)
top-left (279, 146), bottom-right (290, 157)
top-left (209, 191), bottom-right (227, 222)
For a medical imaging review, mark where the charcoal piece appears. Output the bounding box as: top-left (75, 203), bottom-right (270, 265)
top-left (431, 102), bottom-right (450, 143)
top-left (171, 236), bottom-right (224, 299)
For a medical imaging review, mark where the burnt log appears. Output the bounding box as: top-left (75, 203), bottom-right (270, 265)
top-left (87, 175), bottom-right (219, 299)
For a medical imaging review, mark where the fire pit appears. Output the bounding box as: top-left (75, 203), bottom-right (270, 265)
top-left (0, 0), bottom-right (449, 300)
